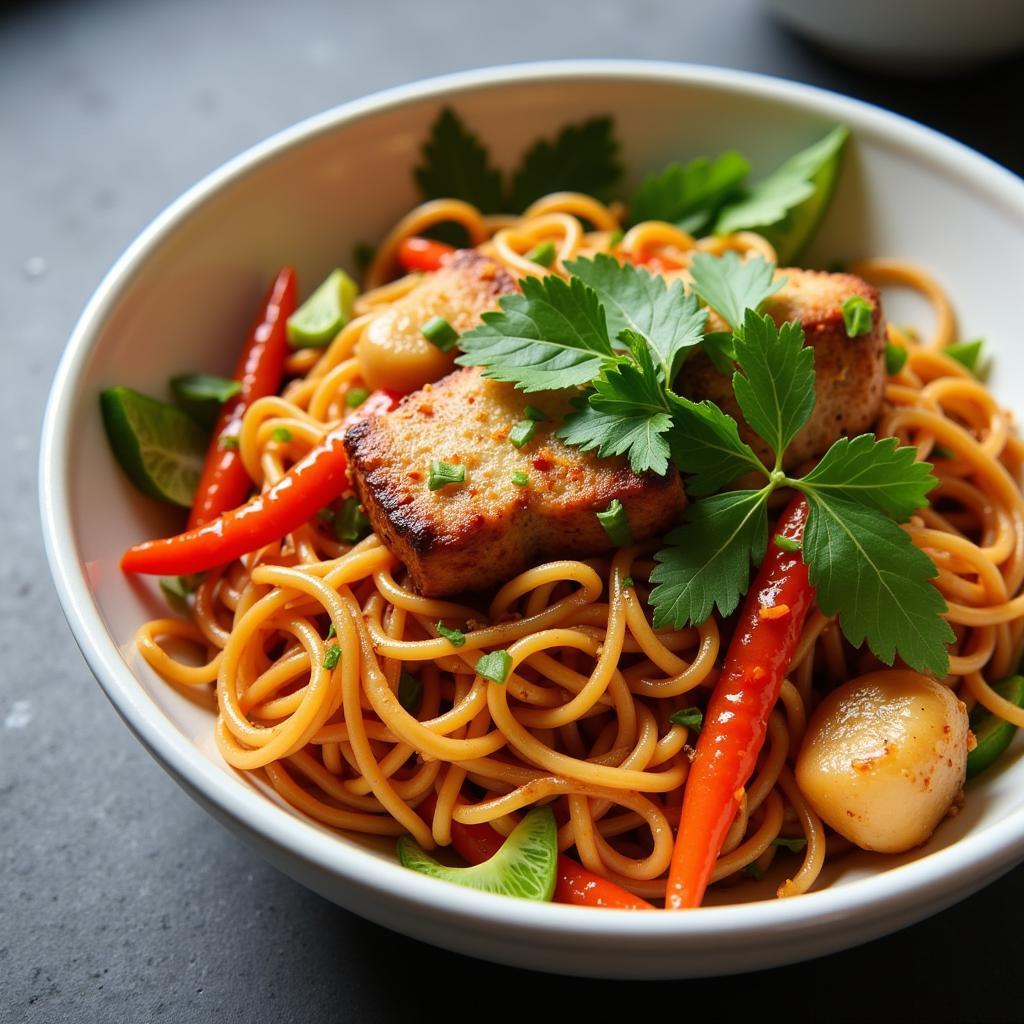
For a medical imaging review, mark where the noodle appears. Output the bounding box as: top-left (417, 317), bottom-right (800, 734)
top-left (136, 195), bottom-right (1024, 902)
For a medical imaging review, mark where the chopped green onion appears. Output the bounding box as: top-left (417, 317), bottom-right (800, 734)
top-left (219, 434), bottom-right (240, 450)
top-left (334, 496), bottom-right (371, 543)
top-left (436, 622), bottom-right (466, 647)
top-left (608, 228), bottom-right (624, 248)
top-left (524, 240), bottom-right (556, 268)
top-left (345, 387), bottom-right (370, 408)
top-left (271, 427), bottom-right (292, 443)
top-left (967, 675), bottom-right (1024, 778)
top-left (428, 460), bottom-right (466, 491)
top-left (772, 836), bottom-right (808, 852)
top-left (475, 650), bottom-right (512, 684)
top-left (323, 644), bottom-right (341, 670)
top-left (421, 315), bottom-right (460, 352)
top-left (841, 295), bottom-right (874, 338)
top-left (885, 343), bottom-right (908, 375)
top-left (669, 707), bottom-right (703, 732)
top-left (511, 471), bottom-right (529, 487)
top-left (774, 534), bottom-right (802, 553)
top-left (398, 672), bottom-right (423, 714)
top-left (287, 269), bottom-right (358, 349)
top-left (596, 499), bottom-right (633, 546)
top-left (523, 405), bottom-right (548, 422)
top-left (509, 420), bottom-right (536, 448)
top-left (326, 622), bottom-right (337, 640)
top-left (946, 338), bottom-right (984, 375)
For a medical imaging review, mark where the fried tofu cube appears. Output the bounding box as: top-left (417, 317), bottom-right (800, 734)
top-left (345, 367), bottom-right (687, 597)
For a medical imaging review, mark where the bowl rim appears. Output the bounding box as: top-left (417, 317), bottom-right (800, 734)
top-left (40, 58), bottom-right (1024, 946)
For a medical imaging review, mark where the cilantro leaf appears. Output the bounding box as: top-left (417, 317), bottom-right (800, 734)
top-left (629, 152), bottom-right (751, 234)
top-left (689, 252), bottom-right (784, 332)
top-left (565, 255), bottom-right (707, 382)
top-left (558, 331), bottom-right (673, 475)
top-left (649, 488), bottom-right (770, 628)
top-left (800, 494), bottom-right (953, 674)
top-left (414, 107), bottom-right (504, 212)
top-left (732, 311), bottom-right (815, 465)
top-left (666, 393), bottom-right (765, 496)
top-left (508, 117), bottom-right (622, 211)
top-left (798, 435), bottom-right (937, 521)
top-left (456, 274), bottom-right (614, 392)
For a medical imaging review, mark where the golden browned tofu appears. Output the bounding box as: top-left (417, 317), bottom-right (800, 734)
top-left (356, 250), bottom-right (516, 394)
top-left (682, 268), bottom-right (886, 467)
top-left (345, 367), bottom-right (687, 597)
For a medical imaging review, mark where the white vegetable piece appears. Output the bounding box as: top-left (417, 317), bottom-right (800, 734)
top-left (795, 671), bottom-right (970, 853)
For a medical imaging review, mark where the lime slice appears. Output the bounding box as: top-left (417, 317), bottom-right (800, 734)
top-left (100, 386), bottom-right (208, 507)
top-left (286, 269), bottom-right (358, 348)
top-left (397, 806), bottom-right (557, 901)
top-left (967, 675), bottom-right (1024, 779)
top-left (715, 126), bottom-right (849, 265)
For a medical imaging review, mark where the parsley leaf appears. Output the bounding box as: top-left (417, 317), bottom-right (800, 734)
top-left (414, 107), bottom-right (504, 212)
top-left (666, 393), bottom-right (765, 496)
top-left (508, 117), bottom-right (622, 210)
top-left (566, 255), bottom-right (707, 381)
top-left (798, 435), bottom-right (937, 521)
top-left (689, 252), bottom-right (784, 332)
top-left (457, 274), bottom-right (614, 392)
top-left (630, 152), bottom-right (751, 234)
top-left (800, 495), bottom-right (953, 674)
top-left (731, 310), bottom-right (815, 465)
top-left (649, 488), bottom-right (770, 628)
top-left (558, 332), bottom-right (673, 475)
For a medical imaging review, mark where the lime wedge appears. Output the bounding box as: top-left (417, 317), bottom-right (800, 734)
top-left (100, 386), bottom-right (208, 507)
top-left (967, 675), bottom-right (1024, 779)
top-left (715, 126), bottom-right (849, 265)
top-left (286, 269), bottom-right (358, 348)
top-left (397, 806), bottom-right (557, 901)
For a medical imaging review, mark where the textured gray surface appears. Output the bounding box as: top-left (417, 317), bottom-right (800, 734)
top-left (3, 0), bottom-right (1023, 1020)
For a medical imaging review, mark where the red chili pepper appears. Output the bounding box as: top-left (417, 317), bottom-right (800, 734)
top-left (397, 237), bottom-right (455, 274)
top-left (418, 796), bottom-right (653, 909)
top-left (188, 267), bottom-right (297, 529)
top-left (666, 496), bottom-right (815, 910)
top-left (121, 388), bottom-right (400, 576)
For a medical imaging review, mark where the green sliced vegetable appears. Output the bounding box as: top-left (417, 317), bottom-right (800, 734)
top-left (428, 460), bottom-right (465, 491)
top-left (421, 315), bottom-right (460, 352)
top-left (596, 498), bottom-right (633, 547)
top-left (885, 343), bottom-right (909, 375)
top-left (287, 269), bottom-right (358, 348)
top-left (100, 386), bottom-right (209, 507)
top-left (397, 806), bottom-right (557, 901)
top-left (524, 240), bottom-right (557, 268)
top-left (169, 373), bottom-right (241, 428)
top-left (509, 419), bottom-right (536, 448)
top-left (967, 675), bottom-right (1024, 779)
top-left (946, 339), bottom-right (985, 376)
top-left (476, 650), bottom-right (512, 685)
top-left (159, 576), bottom-right (193, 616)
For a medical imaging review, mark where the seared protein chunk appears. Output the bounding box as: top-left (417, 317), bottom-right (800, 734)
top-left (682, 268), bottom-right (886, 466)
top-left (357, 250), bottom-right (516, 394)
top-left (345, 367), bottom-right (687, 597)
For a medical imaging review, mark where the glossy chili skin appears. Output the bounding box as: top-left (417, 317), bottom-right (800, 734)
top-left (417, 796), bottom-right (653, 909)
top-left (396, 237), bottom-right (455, 274)
top-left (188, 267), bottom-right (297, 528)
top-left (122, 388), bottom-right (400, 576)
top-left (666, 496), bottom-right (815, 910)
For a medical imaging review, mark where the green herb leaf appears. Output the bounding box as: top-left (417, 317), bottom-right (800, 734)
top-left (649, 488), bottom-right (771, 628)
top-left (523, 404), bottom-right (548, 422)
top-left (323, 644), bottom-right (341, 670)
top-left (476, 649), bottom-right (513, 684)
top-left (414, 107), bottom-right (504, 212)
top-left (508, 117), bottom-right (622, 210)
top-left (170, 373), bottom-right (242, 428)
top-left (333, 496), bottom-right (371, 543)
top-left (558, 333), bottom-right (673, 475)
top-left (732, 311), bottom-right (815, 465)
top-left (666, 393), bottom-right (765, 496)
top-left (689, 252), bottom-right (784, 333)
top-left (509, 419), bottom-right (537, 449)
top-left (398, 672), bottom-right (423, 714)
top-left (456, 274), bottom-right (614, 392)
top-left (621, 576), bottom-right (635, 588)
top-left (946, 339), bottom-right (984, 375)
top-left (630, 152), bottom-right (751, 234)
top-left (669, 707), bottom-right (703, 732)
top-left (797, 435), bottom-right (937, 521)
top-left (326, 622), bottom-right (336, 640)
top-left (885, 344), bottom-right (908, 375)
top-left (428, 460), bottom-right (466, 491)
top-left (841, 295), bottom-right (874, 337)
top-left (701, 331), bottom-right (738, 374)
top-left (800, 494), bottom-right (953, 674)
top-left (436, 622), bottom-right (467, 647)
top-left (595, 498), bottom-right (634, 547)
top-left (566, 254), bottom-right (707, 382)
top-left (524, 240), bottom-right (556, 268)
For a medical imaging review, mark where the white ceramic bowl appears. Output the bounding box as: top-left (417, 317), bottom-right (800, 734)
top-left (40, 61), bottom-right (1024, 979)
